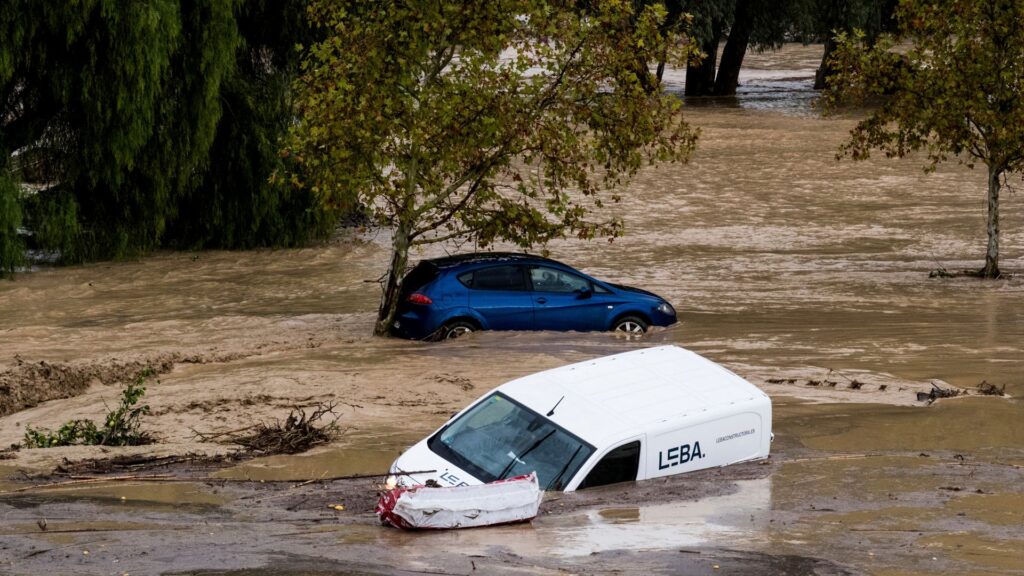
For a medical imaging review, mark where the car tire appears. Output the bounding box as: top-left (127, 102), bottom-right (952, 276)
top-left (442, 320), bottom-right (477, 340)
top-left (612, 316), bottom-right (648, 337)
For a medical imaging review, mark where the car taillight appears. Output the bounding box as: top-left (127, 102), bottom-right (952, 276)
top-left (407, 292), bottom-right (433, 305)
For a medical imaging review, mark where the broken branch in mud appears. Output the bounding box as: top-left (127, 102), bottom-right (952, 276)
top-left (975, 380), bottom-right (1006, 396)
top-left (193, 402), bottom-right (341, 455)
top-left (3, 474), bottom-right (175, 493)
top-left (918, 382), bottom-right (964, 404)
top-left (188, 425), bottom-right (255, 442)
top-left (54, 452), bottom-right (244, 475)
top-left (765, 372), bottom-right (878, 392)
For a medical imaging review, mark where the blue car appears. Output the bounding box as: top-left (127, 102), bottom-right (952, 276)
top-left (390, 253), bottom-right (677, 340)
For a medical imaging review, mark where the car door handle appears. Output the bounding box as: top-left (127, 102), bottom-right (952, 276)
top-left (535, 297), bottom-right (547, 304)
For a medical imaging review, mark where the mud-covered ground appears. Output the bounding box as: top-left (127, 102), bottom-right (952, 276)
top-left (1, 44), bottom-right (1023, 575)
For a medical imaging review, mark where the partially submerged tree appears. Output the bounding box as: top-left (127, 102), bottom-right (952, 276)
top-left (801, 0), bottom-right (895, 89)
top-left (288, 0), bottom-right (699, 336)
top-left (670, 0), bottom-right (803, 97)
top-left (823, 0), bottom-right (1024, 278)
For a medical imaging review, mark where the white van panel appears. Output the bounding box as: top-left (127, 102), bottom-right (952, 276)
top-left (646, 411), bottom-right (768, 479)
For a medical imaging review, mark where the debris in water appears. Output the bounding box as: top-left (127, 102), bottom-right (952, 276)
top-left (917, 383), bottom-right (963, 404)
top-left (849, 380), bottom-right (864, 390)
top-left (435, 373), bottom-right (474, 391)
top-left (806, 380), bottom-right (821, 387)
top-left (976, 380), bottom-right (1005, 396)
top-left (195, 403), bottom-right (340, 455)
top-left (377, 472), bottom-right (542, 530)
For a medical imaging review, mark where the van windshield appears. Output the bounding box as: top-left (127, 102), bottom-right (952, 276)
top-left (428, 392), bottom-right (594, 490)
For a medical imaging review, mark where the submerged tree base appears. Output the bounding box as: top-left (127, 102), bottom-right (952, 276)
top-left (928, 267), bottom-right (1009, 280)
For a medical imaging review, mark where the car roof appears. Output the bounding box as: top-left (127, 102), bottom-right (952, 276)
top-left (422, 252), bottom-right (563, 270)
top-left (496, 346), bottom-right (769, 449)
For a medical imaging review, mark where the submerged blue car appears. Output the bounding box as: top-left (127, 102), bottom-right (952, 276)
top-left (391, 253), bottom-right (677, 340)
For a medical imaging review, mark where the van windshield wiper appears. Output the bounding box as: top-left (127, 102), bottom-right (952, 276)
top-left (498, 428), bottom-right (555, 480)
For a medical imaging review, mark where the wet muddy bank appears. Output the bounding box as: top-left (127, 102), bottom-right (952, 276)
top-left (2, 399), bottom-right (1021, 576)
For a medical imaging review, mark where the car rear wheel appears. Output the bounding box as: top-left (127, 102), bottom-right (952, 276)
top-left (612, 316), bottom-right (648, 337)
top-left (442, 320), bottom-right (477, 340)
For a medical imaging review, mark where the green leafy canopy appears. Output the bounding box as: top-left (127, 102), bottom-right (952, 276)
top-left (823, 0), bottom-right (1024, 173)
top-left (288, 0), bottom-right (698, 248)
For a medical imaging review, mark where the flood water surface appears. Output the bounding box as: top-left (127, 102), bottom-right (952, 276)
top-left (0, 43), bottom-right (1022, 575)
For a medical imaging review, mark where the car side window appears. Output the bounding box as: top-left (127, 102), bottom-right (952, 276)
top-left (529, 266), bottom-right (590, 293)
top-left (577, 440), bottom-right (641, 490)
top-left (460, 265), bottom-right (526, 291)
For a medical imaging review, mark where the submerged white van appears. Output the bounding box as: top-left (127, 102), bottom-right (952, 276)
top-left (386, 345), bottom-right (772, 492)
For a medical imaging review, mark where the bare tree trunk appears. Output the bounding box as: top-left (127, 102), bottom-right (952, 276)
top-left (685, 23), bottom-right (721, 97)
top-left (814, 38), bottom-right (836, 90)
top-left (374, 222), bottom-right (412, 336)
top-left (981, 165), bottom-right (1001, 278)
top-left (713, 0), bottom-right (752, 96)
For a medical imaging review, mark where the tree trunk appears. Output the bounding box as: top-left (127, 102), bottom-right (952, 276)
top-left (814, 38), bottom-right (836, 90)
top-left (373, 222), bottom-right (412, 336)
top-left (685, 24), bottom-right (721, 97)
top-left (656, 0), bottom-right (686, 85)
top-left (981, 165), bottom-right (1001, 278)
top-left (713, 0), bottom-right (752, 96)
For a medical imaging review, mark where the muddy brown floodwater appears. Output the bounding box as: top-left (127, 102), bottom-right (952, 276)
top-left (1, 43), bottom-right (1023, 575)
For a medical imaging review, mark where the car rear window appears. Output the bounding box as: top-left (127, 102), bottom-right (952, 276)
top-left (458, 265), bottom-right (526, 291)
top-left (401, 262), bottom-right (439, 294)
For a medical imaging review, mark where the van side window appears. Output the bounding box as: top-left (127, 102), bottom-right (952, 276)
top-left (577, 440), bottom-right (641, 489)
top-left (460, 265), bottom-right (526, 291)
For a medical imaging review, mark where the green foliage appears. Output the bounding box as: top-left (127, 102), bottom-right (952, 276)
top-left (788, 0), bottom-right (895, 42)
top-left (0, 170), bottom-right (24, 276)
top-left (1, 1), bottom-right (333, 267)
top-left (22, 189), bottom-right (80, 261)
top-left (23, 420), bottom-right (99, 449)
top-left (824, 2), bottom-right (1024, 170)
top-left (822, 0), bottom-right (1023, 277)
top-left (165, 0), bottom-right (334, 249)
top-left (23, 373), bottom-right (152, 448)
top-left (288, 0), bottom-right (700, 334)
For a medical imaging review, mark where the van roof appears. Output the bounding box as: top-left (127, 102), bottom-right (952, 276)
top-left (498, 345), bottom-right (769, 447)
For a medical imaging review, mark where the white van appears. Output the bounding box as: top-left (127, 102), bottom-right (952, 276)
top-left (386, 345), bottom-right (772, 492)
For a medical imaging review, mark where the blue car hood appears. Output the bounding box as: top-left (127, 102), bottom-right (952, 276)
top-left (608, 282), bottom-right (662, 300)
